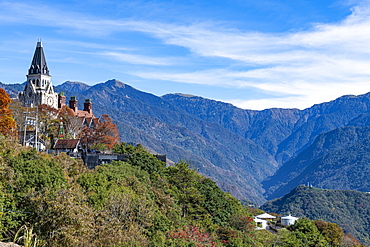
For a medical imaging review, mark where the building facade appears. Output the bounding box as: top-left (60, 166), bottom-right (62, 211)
top-left (19, 41), bottom-right (58, 108)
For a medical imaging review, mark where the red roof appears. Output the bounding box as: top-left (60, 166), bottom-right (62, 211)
top-left (76, 110), bottom-right (94, 118)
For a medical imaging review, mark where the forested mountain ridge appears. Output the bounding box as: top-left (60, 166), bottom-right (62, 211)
top-left (277, 93), bottom-right (370, 163)
top-left (261, 185), bottom-right (370, 245)
top-left (0, 81), bottom-right (24, 98)
top-left (164, 92), bottom-right (370, 162)
top-left (162, 93), bottom-right (303, 162)
top-left (264, 126), bottom-right (370, 199)
top-left (5, 79), bottom-right (370, 204)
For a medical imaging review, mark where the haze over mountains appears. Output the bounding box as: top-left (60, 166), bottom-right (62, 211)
top-left (3, 79), bottom-right (370, 205)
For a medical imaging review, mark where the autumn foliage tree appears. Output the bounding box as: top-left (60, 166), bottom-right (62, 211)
top-left (80, 114), bottom-right (120, 150)
top-left (167, 225), bottom-right (217, 246)
top-left (0, 88), bottom-right (16, 136)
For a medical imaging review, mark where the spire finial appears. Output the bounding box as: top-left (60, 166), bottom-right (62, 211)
top-left (37, 38), bottom-right (43, 47)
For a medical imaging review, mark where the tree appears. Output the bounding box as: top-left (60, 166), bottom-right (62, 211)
top-left (80, 114), bottom-right (120, 149)
top-left (165, 161), bottom-right (206, 219)
top-left (315, 221), bottom-right (344, 247)
top-left (341, 233), bottom-right (365, 247)
top-left (9, 100), bottom-right (27, 134)
top-left (0, 88), bottom-right (16, 136)
top-left (37, 104), bottom-right (60, 142)
top-left (289, 218), bottom-right (328, 247)
top-left (167, 225), bottom-right (216, 247)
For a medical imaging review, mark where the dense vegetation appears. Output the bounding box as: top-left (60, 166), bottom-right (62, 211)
top-left (0, 135), bottom-right (360, 246)
top-left (4, 80), bottom-right (370, 205)
top-left (261, 185), bottom-right (370, 245)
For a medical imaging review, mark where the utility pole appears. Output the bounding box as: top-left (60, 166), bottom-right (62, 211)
top-left (23, 108), bottom-right (39, 150)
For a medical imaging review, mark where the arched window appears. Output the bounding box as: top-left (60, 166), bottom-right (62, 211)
top-left (36, 79), bottom-right (40, 87)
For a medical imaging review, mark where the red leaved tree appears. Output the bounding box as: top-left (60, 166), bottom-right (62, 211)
top-left (168, 225), bottom-right (216, 247)
top-left (79, 114), bottom-right (120, 150)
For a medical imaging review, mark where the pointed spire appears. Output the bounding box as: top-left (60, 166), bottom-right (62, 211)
top-left (28, 41), bottom-right (49, 75)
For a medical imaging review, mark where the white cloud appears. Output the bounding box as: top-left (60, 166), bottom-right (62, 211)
top-left (3, 1), bottom-right (370, 109)
top-left (128, 3), bottom-right (370, 109)
top-left (100, 51), bottom-right (175, 66)
top-left (227, 80), bottom-right (370, 110)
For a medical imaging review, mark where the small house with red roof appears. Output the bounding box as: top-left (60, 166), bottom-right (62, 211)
top-left (53, 139), bottom-right (81, 155)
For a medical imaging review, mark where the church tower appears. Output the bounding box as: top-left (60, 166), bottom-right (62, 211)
top-left (19, 41), bottom-right (58, 108)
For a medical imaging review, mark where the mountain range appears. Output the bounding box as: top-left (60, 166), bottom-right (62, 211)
top-left (4, 79), bottom-right (370, 205)
top-left (263, 126), bottom-right (370, 199)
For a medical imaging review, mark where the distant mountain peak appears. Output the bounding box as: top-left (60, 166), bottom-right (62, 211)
top-left (168, 93), bottom-right (198, 98)
top-left (57, 81), bottom-right (91, 94)
top-left (63, 81), bottom-right (87, 85)
top-left (104, 79), bottom-right (127, 88)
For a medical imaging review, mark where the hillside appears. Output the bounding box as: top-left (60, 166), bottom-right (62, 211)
top-left (264, 126), bottom-right (370, 199)
top-left (0, 136), bottom-right (251, 246)
top-left (0, 136), bottom-right (356, 246)
top-left (5, 79), bottom-right (370, 204)
top-left (261, 185), bottom-right (370, 245)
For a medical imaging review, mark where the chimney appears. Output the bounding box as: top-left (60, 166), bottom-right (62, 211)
top-left (84, 99), bottom-right (92, 115)
top-left (69, 96), bottom-right (78, 113)
top-left (58, 92), bottom-right (66, 109)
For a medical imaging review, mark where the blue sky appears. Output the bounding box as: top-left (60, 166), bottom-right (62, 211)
top-left (1, 0), bottom-right (369, 110)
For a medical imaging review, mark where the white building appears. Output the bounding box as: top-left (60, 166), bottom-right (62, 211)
top-left (19, 41), bottom-right (58, 108)
top-left (254, 213), bottom-right (276, 230)
top-left (254, 218), bottom-right (268, 230)
top-left (281, 214), bottom-right (299, 226)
